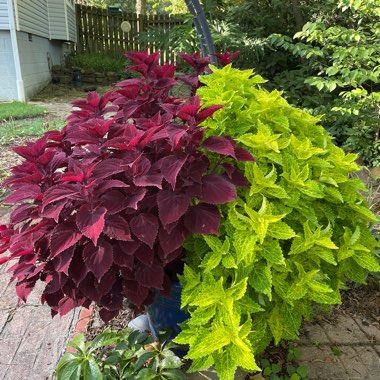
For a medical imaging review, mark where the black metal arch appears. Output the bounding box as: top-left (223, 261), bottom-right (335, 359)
top-left (184, 0), bottom-right (217, 64)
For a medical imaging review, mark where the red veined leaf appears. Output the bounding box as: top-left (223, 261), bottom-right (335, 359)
top-left (50, 221), bottom-right (82, 257)
top-left (159, 224), bottom-right (188, 256)
top-left (3, 185), bottom-right (41, 204)
top-left (83, 241), bottom-right (113, 281)
top-left (42, 184), bottom-right (80, 209)
top-left (202, 136), bottom-right (236, 158)
top-left (184, 203), bottom-right (220, 235)
top-left (76, 205), bottom-right (107, 245)
top-left (159, 155), bottom-right (186, 189)
top-left (104, 215), bottom-right (132, 241)
top-left (130, 213), bottom-right (158, 249)
top-left (201, 174), bottom-right (237, 204)
top-left (157, 190), bottom-right (190, 226)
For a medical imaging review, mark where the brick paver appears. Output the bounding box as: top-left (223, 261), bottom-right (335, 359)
top-left (297, 316), bottom-right (380, 380)
top-left (0, 262), bottom-right (79, 380)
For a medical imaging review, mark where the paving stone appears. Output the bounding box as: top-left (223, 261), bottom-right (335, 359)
top-left (3, 363), bottom-right (32, 379)
top-left (352, 317), bottom-right (379, 344)
top-left (374, 345), bottom-right (380, 355)
top-left (0, 336), bottom-right (23, 365)
top-left (187, 368), bottom-right (246, 379)
top-left (0, 308), bottom-right (33, 338)
top-left (322, 316), bottom-right (368, 344)
top-left (298, 323), bottom-right (331, 346)
top-left (299, 345), bottom-right (339, 363)
top-left (337, 346), bottom-right (370, 379)
top-left (352, 346), bottom-right (380, 375)
top-left (306, 361), bottom-right (350, 380)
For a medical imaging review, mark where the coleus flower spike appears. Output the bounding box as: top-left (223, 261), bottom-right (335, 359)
top-left (0, 51), bottom-right (254, 322)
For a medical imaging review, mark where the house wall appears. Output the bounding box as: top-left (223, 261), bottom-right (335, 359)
top-left (47, 0), bottom-right (76, 42)
top-left (66, 0), bottom-right (76, 42)
top-left (17, 0), bottom-right (50, 38)
top-left (0, 30), bottom-right (17, 100)
top-left (17, 31), bottom-right (64, 100)
top-left (0, 0), bottom-right (9, 30)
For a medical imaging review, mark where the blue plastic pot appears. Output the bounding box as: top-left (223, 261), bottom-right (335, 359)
top-left (147, 281), bottom-right (189, 342)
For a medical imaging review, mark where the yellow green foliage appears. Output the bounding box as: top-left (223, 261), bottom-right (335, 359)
top-left (176, 65), bottom-right (380, 380)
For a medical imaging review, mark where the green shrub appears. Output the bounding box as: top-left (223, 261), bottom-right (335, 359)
top-left (269, 0), bottom-right (380, 166)
top-left (56, 329), bottom-right (185, 380)
top-left (174, 65), bottom-right (380, 379)
top-left (66, 53), bottom-right (126, 73)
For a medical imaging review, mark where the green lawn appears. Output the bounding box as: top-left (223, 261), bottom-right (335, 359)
top-left (0, 118), bottom-right (64, 145)
top-left (0, 101), bottom-right (47, 120)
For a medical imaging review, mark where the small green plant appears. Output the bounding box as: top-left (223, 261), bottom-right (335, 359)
top-left (260, 347), bottom-right (308, 380)
top-left (66, 53), bottom-right (126, 73)
top-left (56, 329), bottom-right (186, 380)
top-left (0, 118), bottom-right (64, 145)
top-left (0, 101), bottom-right (46, 121)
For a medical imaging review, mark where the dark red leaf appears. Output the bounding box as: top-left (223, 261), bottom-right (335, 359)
top-left (135, 244), bottom-right (154, 266)
top-left (99, 308), bottom-right (120, 323)
top-left (159, 155), bottom-right (186, 189)
top-left (50, 222), bottom-right (82, 257)
top-left (157, 190), bottom-right (190, 226)
top-left (76, 205), bottom-right (107, 245)
top-left (130, 213), bottom-right (158, 248)
top-left (104, 215), bottom-right (132, 241)
top-left (42, 184), bottom-right (80, 208)
top-left (53, 246), bottom-right (75, 275)
top-left (202, 136), bottom-right (236, 158)
top-left (234, 146), bottom-right (255, 161)
top-left (92, 159), bottom-right (125, 179)
top-left (201, 174), bottom-right (237, 204)
top-left (83, 241), bottom-right (113, 281)
top-left (159, 224), bottom-right (188, 256)
top-left (135, 262), bottom-right (164, 289)
top-left (3, 185), bottom-right (41, 204)
top-left (184, 203), bottom-right (220, 235)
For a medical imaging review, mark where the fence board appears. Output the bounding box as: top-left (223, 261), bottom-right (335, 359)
top-left (75, 4), bottom-right (183, 62)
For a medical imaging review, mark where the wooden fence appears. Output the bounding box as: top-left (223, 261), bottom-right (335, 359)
top-left (75, 5), bottom-right (184, 63)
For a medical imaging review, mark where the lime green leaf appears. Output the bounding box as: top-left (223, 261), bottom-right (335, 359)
top-left (186, 325), bottom-right (231, 359)
top-left (187, 355), bottom-right (214, 373)
top-left (268, 306), bottom-right (284, 344)
top-left (353, 251), bottom-right (380, 271)
top-left (248, 262), bottom-right (272, 299)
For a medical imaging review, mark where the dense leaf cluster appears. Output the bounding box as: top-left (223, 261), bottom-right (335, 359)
top-left (271, 0), bottom-right (380, 166)
top-left (56, 329), bottom-right (185, 380)
top-left (175, 64), bottom-right (380, 379)
top-left (0, 51), bottom-right (251, 321)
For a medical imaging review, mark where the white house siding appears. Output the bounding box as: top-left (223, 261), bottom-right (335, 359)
top-left (0, 30), bottom-right (17, 100)
top-left (0, 0), bottom-right (9, 30)
top-left (17, 0), bottom-right (49, 38)
top-left (47, 0), bottom-right (66, 40)
top-left (16, 31), bottom-right (64, 100)
top-left (66, 1), bottom-right (76, 42)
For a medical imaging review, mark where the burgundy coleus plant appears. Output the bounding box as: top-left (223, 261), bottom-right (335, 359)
top-left (0, 50), bottom-right (252, 322)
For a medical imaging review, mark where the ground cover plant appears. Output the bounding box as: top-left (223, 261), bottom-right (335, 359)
top-left (0, 101), bottom-right (46, 121)
top-left (0, 51), bottom-right (252, 323)
top-left (66, 53), bottom-right (126, 74)
top-left (56, 329), bottom-right (185, 380)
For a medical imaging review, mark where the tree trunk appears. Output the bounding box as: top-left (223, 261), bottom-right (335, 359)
top-left (136, 0), bottom-right (146, 15)
top-left (291, 0), bottom-right (304, 31)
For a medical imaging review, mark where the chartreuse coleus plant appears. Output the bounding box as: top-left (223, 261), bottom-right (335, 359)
top-left (174, 64), bottom-right (380, 379)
